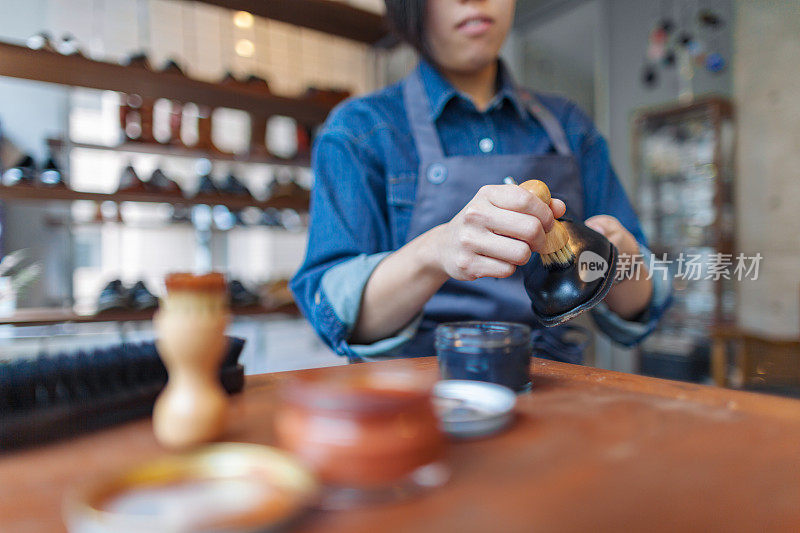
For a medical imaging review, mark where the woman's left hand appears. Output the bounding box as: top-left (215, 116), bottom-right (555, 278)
top-left (584, 214), bottom-right (652, 319)
top-left (584, 215), bottom-right (640, 258)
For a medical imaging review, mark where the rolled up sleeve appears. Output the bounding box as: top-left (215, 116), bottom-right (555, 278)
top-left (590, 244), bottom-right (673, 346)
top-left (319, 252), bottom-right (422, 357)
top-left (290, 104), bottom-right (416, 358)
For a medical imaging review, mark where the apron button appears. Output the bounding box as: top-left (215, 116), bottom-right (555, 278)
top-left (479, 137), bottom-right (494, 153)
top-left (427, 163), bottom-right (448, 184)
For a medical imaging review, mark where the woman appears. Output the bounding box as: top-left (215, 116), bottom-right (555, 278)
top-left (291, 0), bottom-right (670, 361)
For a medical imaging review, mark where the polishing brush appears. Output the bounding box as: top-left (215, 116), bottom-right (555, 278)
top-left (511, 178), bottom-right (576, 269)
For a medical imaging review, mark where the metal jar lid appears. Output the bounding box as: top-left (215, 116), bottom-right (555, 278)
top-left (433, 380), bottom-right (516, 439)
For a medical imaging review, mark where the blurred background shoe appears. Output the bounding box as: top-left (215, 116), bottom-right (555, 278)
top-left (55, 33), bottom-right (85, 57)
top-left (160, 58), bottom-right (186, 76)
top-left (96, 280), bottom-right (128, 313)
top-left (116, 164), bottom-right (147, 193)
top-left (219, 173), bottom-right (252, 197)
top-left (38, 154), bottom-right (66, 187)
top-left (147, 168), bottom-right (182, 196)
top-left (195, 172), bottom-right (220, 197)
top-left (243, 74), bottom-right (271, 92)
top-left (229, 279), bottom-right (260, 307)
top-left (171, 205), bottom-right (192, 224)
top-left (128, 281), bottom-right (158, 310)
top-left (260, 207), bottom-right (283, 227)
top-left (26, 31), bottom-right (56, 52)
top-left (2, 155), bottom-right (37, 186)
top-left (219, 71), bottom-right (240, 86)
top-left (124, 51), bottom-right (151, 69)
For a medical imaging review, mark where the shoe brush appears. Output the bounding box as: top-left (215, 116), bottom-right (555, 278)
top-left (505, 177), bottom-right (575, 269)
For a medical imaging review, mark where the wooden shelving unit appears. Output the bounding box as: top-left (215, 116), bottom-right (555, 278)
top-left (0, 41), bottom-right (332, 124)
top-left (193, 0), bottom-right (394, 46)
top-left (0, 2), bottom-right (370, 326)
top-left (0, 303), bottom-right (299, 327)
top-left (0, 184), bottom-right (309, 211)
top-left (48, 139), bottom-right (311, 168)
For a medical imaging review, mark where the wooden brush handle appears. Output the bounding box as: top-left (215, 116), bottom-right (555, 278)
top-left (519, 180), bottom-right (570, 255)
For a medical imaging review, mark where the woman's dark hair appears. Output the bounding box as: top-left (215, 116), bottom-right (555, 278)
top-left (384, 0), bottom-right (428, 56)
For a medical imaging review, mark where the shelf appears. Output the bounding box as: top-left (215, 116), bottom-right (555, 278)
top-left (194, 0), bottom-right (395, 46)
top-left (0, 41), bottom-right (332, 124)
top-left (0, 184), bottom-right (309, 211)
top-left (48, 139), bottom-right (310, 167)
top-left (0, 303), bottom-right (299, 327)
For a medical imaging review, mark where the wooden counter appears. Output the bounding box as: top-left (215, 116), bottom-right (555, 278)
top-left (2, 357), bottom-right (799, 532)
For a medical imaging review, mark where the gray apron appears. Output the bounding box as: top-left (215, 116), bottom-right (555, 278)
top-left (393, 69), bottom-right (585, 357)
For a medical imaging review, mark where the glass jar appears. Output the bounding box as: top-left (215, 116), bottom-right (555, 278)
top-left (435, 321), bottom-right (532, 392)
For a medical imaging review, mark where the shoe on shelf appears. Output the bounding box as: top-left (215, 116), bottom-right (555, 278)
top-left (2, 155), bottom-right (37, 186)
top-left (128, 281), bottom-right (158, 310)
top-left (219, 71), bottom-right (241, 86)
top-left (56, 33), bottom-right (85, 57)
top-left (26, 32), bottom-right (56, 52)
top-left (160, 58), bottom-right (186, 76)
top-left (195, 173), bottom-right (220, 197)
top-left (117, 164), bottom-right (148, 193)
top-left (148, 168), bottom-right (183, 196)
top-left (229, 280), bottom-right (261, 308)
top-left (124, 51), bottom-right (152, 70)
top-left (96, 280), bottom-right (128, 313)
top-left (243, 74), bottom-right (271, 92)
top-left (260, 207), bottom-right (283, 227)
top-left (39, 155), bottom-right (67, 187)
top-left (219, 173), bottom-right (253, 198)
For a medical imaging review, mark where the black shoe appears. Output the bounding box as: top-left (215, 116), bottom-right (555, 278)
top-left (128, 281), bottom-right (158, 310)
top-left (96, 280), bottom-right (128, 313)
top-left (160, 58), bottom-right (186, 76)
top-left (117, 164), bottom-right (147, 193)
top-left (124, 51), bottom-right (151, 70)
top-left (260, 208), bottom-right (283, 227)
top-left (243, 74), bottom-right (270, 92)
top-left (27, 32), bottom-right (56, 52)
top-left (219, 71), bottom-right (241, 86)
top-left (195, 173), bottom-right (220, 197)
top-left (522, 219), bottom-right (618, 327)
top-left (2, 155), bottom-right (37, 186)
top-left (171, 205), bottom-right (192, 223)
top-left (219, 173), bottom-right (252, 197)
top-left (148, 168), bottom-right (182, 195)
top-left (229, 280), bottom-right (260, 307)
top-left (56, 33), bottom-right (85, 57)
top-left (39, 155), bottom-right (66, 187)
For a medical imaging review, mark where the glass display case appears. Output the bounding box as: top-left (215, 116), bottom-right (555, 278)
top-left (632, 97), bottom-right (735, 381)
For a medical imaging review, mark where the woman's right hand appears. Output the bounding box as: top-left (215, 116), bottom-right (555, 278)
top-left (426, 184), bottom-right (567, 281)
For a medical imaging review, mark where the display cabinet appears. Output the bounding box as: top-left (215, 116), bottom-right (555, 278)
top-left (632, 97), bottom-right (736, 381)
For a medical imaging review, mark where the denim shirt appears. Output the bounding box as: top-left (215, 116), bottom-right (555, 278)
top-left (291, 60), bottom-right (671, 358)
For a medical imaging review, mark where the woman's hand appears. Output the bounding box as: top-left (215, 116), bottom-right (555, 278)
top-left (426, 184), bottom-right (567, 281)
top-left (584, 214), bottom-right (653, 319)
top-left (584, 215), bottom-right (640, 257)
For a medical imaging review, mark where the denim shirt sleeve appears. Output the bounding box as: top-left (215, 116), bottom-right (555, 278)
top-left (564, 103), bottom-right (672, 345)
top-left (290, 109), bottom-right (419, 358)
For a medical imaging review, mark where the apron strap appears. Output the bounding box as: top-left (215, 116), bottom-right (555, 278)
top-left (402, 69), bottom-right (446, 161)
top-left (518, 89), bottom-right (573, 157)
